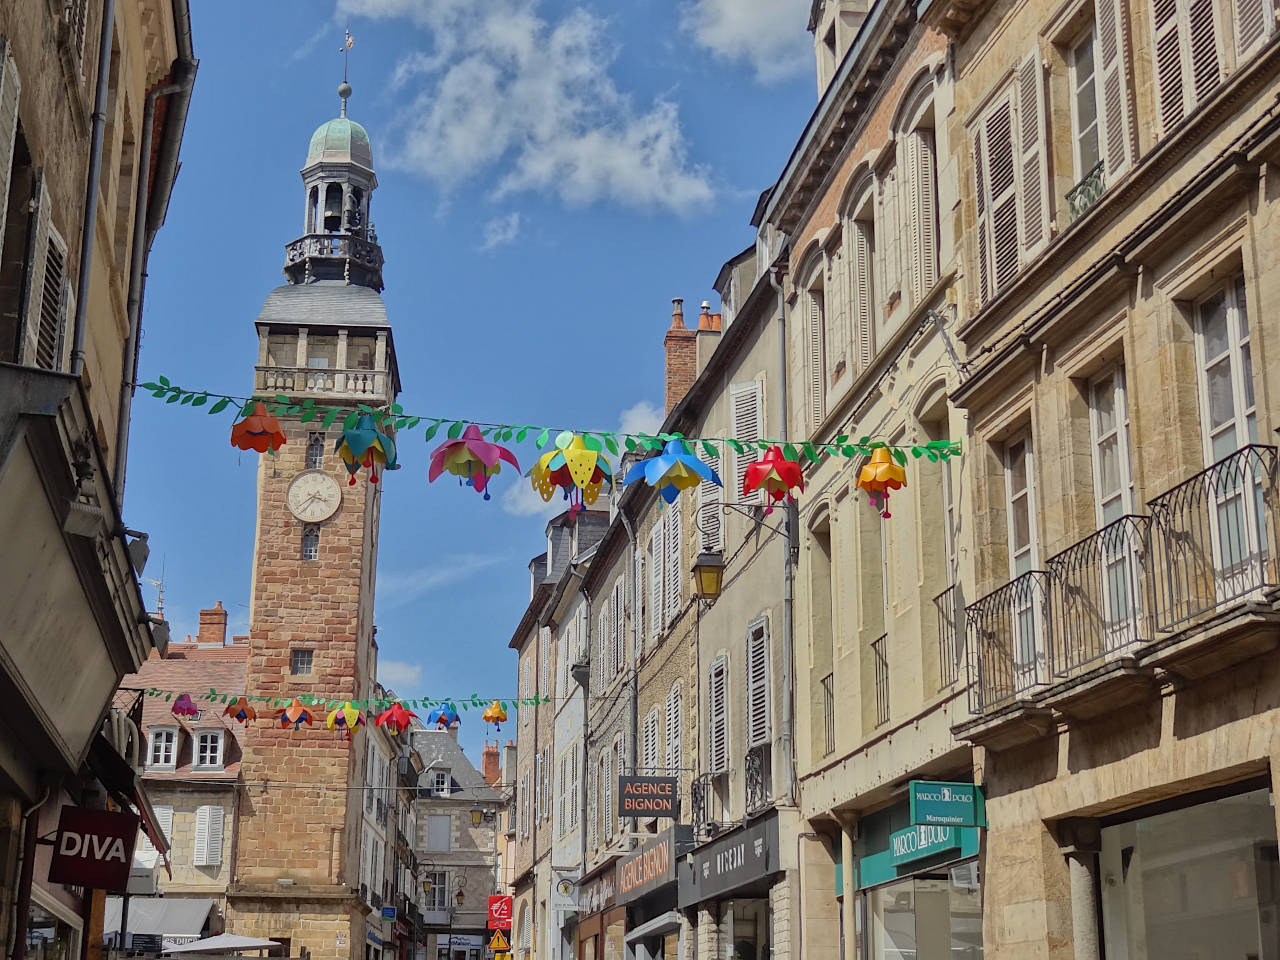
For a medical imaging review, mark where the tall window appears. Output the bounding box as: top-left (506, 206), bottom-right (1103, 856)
top-left (842, 187), bottom-right (876, 374)
top-left (193, 805), bottom-right (224, 866)
top-left (424, 872), bottom-right (448, 912)
top-left (148, 728), bottom-right (176, 768)
top-left (290, 648), bottom-right (314, 675)
top-left (746, 619), bottom-right (771, 749)
top-left (1069, 0), bottom-right (1132, 191)
top-left (1151, 0), bottom-right (1222, 134)
top-left (641, 708), bottom-right (660, 774)
top-left (306, 432), bottom-right (325, 468)
top-left (301, 524), bottom-right (320, 561)
top-left (195, 731), bottom-right (223, 769)
top-left (707, 656), bottom-right (729, 774)
top-left (901, 86), bottom-right (939, 303)
top-left (731, 381), bottom-right (765, 503)
top-left (1004, 432), bottom-right (1041, 678)
top-left (1090, 367), bottom-right (1134, 525)
top-left (1196, 275), bottom-right (1256, 461)
top-left (646, 526), bottom-right (662, 644)
top-left (806, 272), bottom-right (826, 430)
top-left (1070, 32), bottom-right (1103, 179)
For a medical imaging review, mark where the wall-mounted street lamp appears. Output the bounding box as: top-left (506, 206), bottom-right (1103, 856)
top-left (692, 552), bottom-right (725, 604)
top-left (470, 807), bottom-right (497, 827)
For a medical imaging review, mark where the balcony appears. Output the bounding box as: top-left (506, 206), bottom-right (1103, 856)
top-left (690, 773), bottom-right (727, 836)
top-left (1066, 160), bottom-right (1106, 221)
top-left (820, 673), bottom-right (835, 756)
top-left (744, 745), bottom-right (771, 817)
top-left (369, 890), bottom-right (382, 911)
top-left (872, 634), bottom-right (890, 727)
top-left (959, 445), bottom-right (1280, 747)
top-left (255, 364), bottom-right (382, 399)
top-left (935, 585), bottom-right (964, 689)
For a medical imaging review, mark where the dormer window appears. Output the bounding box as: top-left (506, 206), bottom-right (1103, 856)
top-left (195, 731), bottom-right (224, 770)
top-left (148, 728), bottom-right (177, 769)
top-left (433, 769), bottom-right (452, 797)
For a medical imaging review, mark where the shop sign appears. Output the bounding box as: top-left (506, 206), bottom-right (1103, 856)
top-left (616, 825), bottom-right (692, 904)
top-left (678, 815), bottom-right (779, 908)
top-left (618, 776), bottom-right (678, 817)
top-left (579, 870), bottom-right (616, 916)
top-left (48, 806), bottom-right (139, 891)
top-left (488, 895), bottom-right (513, 929)
top-left (381, 907), bottom-right (397, 921)
top-left (551, 874), bottom-right (578, 911)
top-left (908, 781), bottom-right (986, 828)
top-left (888, 825), bottom-right (961, 866)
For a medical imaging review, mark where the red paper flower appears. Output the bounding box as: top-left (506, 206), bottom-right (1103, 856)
top-left (374, 702), bottom-right (418, 735)
top-left (742, 445), bottom-right (804, 513)
top-left (231, 402), bottom-right (286, 453)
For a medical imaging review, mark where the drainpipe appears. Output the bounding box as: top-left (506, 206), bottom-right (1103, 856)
top-left (618, 508), bottom-right (638, 844)
top-left (576, 584), bottom-right (591, 884)
top-left (69, 0), bottom-right (115, 377)
top-left (10, 787), bottom-right (50, 960)
top-left (769, 264), bottom-right (796, 803)
top-left (113, 0), bottom-right (197, 507)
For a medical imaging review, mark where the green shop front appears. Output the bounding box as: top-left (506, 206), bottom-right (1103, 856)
top-left (843, 783), bottom-right (984, 959)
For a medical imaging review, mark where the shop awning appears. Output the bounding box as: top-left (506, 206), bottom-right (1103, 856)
top-left (623, 911), bottom-right (681, 943)
top-left (104, 897), bottom-right (213, 937)
top-left (163, 934), bottom-right (280, 953)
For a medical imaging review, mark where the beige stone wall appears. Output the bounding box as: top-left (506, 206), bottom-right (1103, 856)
top-left (225, 901), bottom-right (363, 960)
top-left (148, 786), bottom-right (235, 895)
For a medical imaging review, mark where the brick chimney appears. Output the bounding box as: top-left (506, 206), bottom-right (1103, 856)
top-left (482, 740), bottom-right (501, 786)
top-left (695, 300), bottom-right (722, 375)
top-left (502, 738), bottom-right (517, 787)
top-left (664, 298), bottom-right (696, 413)
top-left (198, 601), bottom-right (228, 646)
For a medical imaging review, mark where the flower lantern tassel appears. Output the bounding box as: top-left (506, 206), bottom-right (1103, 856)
top-left (223, 697), bottom-right (257, 725)
top-left (171, 693), bottom-right (199, 718)
top-left (742, 445), bottom-right (804, 514)
top-left (482, 701), bottom-right (508, 731)
top-left (326, 701), bottom-right (365, 740)
top-left (622, 439), bottom-right (721, 505)
top-left (428, 424), bottom-right (520, 501)
top-left (856, 448), bottom-right (907, 519)
top-left (335, 414), bottom-right (399, 485)
top-left (374, 702), bottom-right (418, 735)
top-left (230, 402), bottom-right (286, 453)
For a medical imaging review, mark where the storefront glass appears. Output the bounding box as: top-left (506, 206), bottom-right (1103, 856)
top-left (603, 916), bottom-right (624, 960)
top-left (866, 861), bottom-right (982, 960)
top-left (26, 903), bottom-right (78, 960)
top-left (1100, 786), bottom-right (1279, 960)
top-left (725, 899), bottom-right (770, 960)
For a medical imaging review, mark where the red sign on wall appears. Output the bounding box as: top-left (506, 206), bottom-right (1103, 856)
top-left (487, 895), bottom-right (513, 930)
top-left (48, 807), bottom-right (139, 892)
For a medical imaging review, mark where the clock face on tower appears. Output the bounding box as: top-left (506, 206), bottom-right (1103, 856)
top-left (286, 470), bottom-right (342, 522)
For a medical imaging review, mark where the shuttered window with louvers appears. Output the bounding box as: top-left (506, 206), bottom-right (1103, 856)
top-left (697, 453), bottom-right (723, 550)
top-left (1096, 0), bottom-right (1134, 177)
top-left (194, 806), bottom-right (224, 866)
top-left (708, 656), bottom-right (729, 774)
top-left (642, 708), bottom-right (660, 774)
top-left (665, 683), bottom-right (682, 774)
top-left (664, 508), bottom-right (682, 625)
top-left (597, 605), bottom-right (609, 691)
top-left (906, 129), bottom-right (939, 303)
top-left (807, 288), bottom-right (824, 430)
top-left (746, 620), bottom-right (771, 748)
top-left (633, 550), bottom-right (644, 657)
top-left (647, 525), bottom-right (663, 643)
top-left (602, 750), bottom-right (613, 839)
top-left (1017, 54), bottom-right (1049, 260)
top-left (731, 381), bottom-right (764, 503)
top-left (612, 578), bottom-right (625, 678)
top-left (1234, 0), bottom-right (1274, 58)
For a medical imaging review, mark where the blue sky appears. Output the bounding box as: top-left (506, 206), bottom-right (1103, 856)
top-left (125, 0), bottom-right (816, 758)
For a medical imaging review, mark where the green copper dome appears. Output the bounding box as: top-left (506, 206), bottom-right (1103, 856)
top-left (306, 117), bottom-right (373, 169)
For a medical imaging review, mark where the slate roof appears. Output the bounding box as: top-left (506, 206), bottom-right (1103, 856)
top-left (256, 281), bottom-right (390, 329)
top-left (409, 730), bottom-right (501, 803)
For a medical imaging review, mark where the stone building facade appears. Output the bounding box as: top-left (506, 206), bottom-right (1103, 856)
top-left (0, 0), bottom-right (193, 957)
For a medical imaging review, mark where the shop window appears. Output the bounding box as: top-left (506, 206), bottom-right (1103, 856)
top-left (865, 862), bottom-right (983, 959)
top-left (26, 898), bottom-right (80, 960)
top-left (1099, 784), bottom-right (1279, 959)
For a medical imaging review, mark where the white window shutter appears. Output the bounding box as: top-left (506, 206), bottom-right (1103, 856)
top-left (1016, 54), bottom-right (1049, 259)
top-left (588, 765), bottom-right (598, 849)
top-left (194, 807), bottom-right (210, 866)
top-left (731, 381), bottom-right (764, 501)
top-left (1234, 0), bottom-right (1274, 56)
top-left (1097, 0), bottom-right (1134, 178)
top-left (20, 173), bottom-right (50, 366)
top-left (596, 606), bottom-right (608, 690)
top-left (643, 709), bottom-right (659, 773)
top-left (983, 95), bottom-right (1019, 295)
top-left (746, 621), bottom-right (771, 748)
top-left (612, 578), bottom-right (625, 676)
top-left (665, 684), bottom-right (682, 773)
top-left (1187, 0), bottom-right (1222, 101)
top-left (534, 754), bottom-right (541, 824)
top-left (972, 128), bottom-right (992, 303)
top-left (877, 165), bottom-right (901, 306)
top-left (0, 41), bottom-right (20, 270)
top-left (807, 292), bottom-right (824, 430)
top-left (648, 526), bottom-right (663, 642)
top-left (205, 806), bottom-right (224, 865)
top-left (909, 130), bottom-right (939, 299)
top-left (603, 751), bottom-right (613, 838)
top-left (664, 508), bottom-right (682, 625)
top-left (570, 752), bottom-right (579, 828)
top-left (697, 453), bottom-right (723, 550)
top-left (632, 549), bottom-right (644, 657)
top-left (156, 805), bottom-right (173, 849)
top-left (708, 656), bottom-right (728, 774)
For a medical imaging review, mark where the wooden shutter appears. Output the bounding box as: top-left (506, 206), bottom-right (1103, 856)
top-left (570, 752), bottom-right (578, 828)
top-left (612, 578), bottom-right (625, 675)
top-left (596, 606), bottom-right (608, 690)
top-left (731, 380), bottom-right (764, 501)
top-left (20, 172), bottom-right (49, 366)
top-left (807, 291), bottom-right (824, 430)
top-left (982, 95), bottom-right (1019, 296)
top-left (1154, 0), bottom-right (1186, 130)
top-left (632, 549), bottom-right (644, 657)
top-left (558, 756), bottom-right (566, 835)
top-left (908, 130), bottom-right (939, 300)
top-left (0, 40), bottom-right (20, 270)
top-left (665, 683), bottom-right (682, 773)
top-left (647, 526), bottom-right (663, 642)
top-left (602, 750), bottom-right (613, 838)
top-left (853, 220), bottom-right (875, 371)
top-left (540, 626), bottom-right (550, 696)
top-left (588, 764), bottom-right (598, 849)
top-left (643, 709), bottom-right (659, 773)
top-left (1187, 0), bottom-right (1222, 101)
top-left (746, 621), bottom-right (771, 748)
top-left (1097, 0), bottom-right (1134, 177)
top-left (1234, 0), bottom-right (1274, 57)
top-left (697, 453), bottom-right (723, 550)
top-left (877, 165), bottom-right (901, 306)
top-left (1017, 54), bottom-right (1050, 258)
top-left (972, 129), bottom-right (992, 303)
top-left (205, 806), bottom-right (224, 865)
top-left (193, 807), bottom-right (209, 865)
top-left (156, 806), bottom-right (173, 847)
top-left (533, 754), bottom-right (541, 824)
top-left (708, 657), bottom-right (728, 774)
top-left (664, 508), bottom-right (682, 625)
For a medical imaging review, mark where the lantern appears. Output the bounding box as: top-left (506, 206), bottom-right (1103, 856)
top-left (856, 448), bottom-right (907, 518)
top-left (428, 424), bottom-right (520, 500)
top-left (230, 402), bottom-right (286, 453)
top-left (692, 551), bottom-right (726, 603)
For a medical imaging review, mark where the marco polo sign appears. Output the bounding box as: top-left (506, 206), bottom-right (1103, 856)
top-left (615, 826), bottom-right (692, 905)
top-left (48, 806), bottom-right (140, 891)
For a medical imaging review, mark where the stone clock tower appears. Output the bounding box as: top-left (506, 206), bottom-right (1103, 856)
top-left (226, 83), bottom-right (399, 960)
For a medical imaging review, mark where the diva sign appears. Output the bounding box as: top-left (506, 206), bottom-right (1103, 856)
top-left (48, 807), bottom-right (140, 891)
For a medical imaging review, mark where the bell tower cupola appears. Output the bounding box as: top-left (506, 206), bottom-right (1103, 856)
top-left (284, 82), bottom-right (383, 290)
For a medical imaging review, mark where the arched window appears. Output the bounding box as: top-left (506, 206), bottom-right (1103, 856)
top-left (840, 177), bottom-right (876, 375)
top-left (301, 524), bottom-right (320, 561)
top-left (306, 432), bottom-right (325, 469)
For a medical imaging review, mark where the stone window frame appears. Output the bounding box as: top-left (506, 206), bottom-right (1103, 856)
top-left (290, 648), bottom-right (314, 675)
top-left (193, 729), bottom-right (224, 770)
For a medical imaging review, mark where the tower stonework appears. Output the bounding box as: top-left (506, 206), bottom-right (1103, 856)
top-left (226, 85), bottom-right (398, 960)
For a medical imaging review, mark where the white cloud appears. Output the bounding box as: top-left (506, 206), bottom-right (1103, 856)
top-left (617, 400), bottom-right (662, 437)
top-left (289, 24), bottom-right (333, 63)
top-left (480, 212), bottom-right (521, 251)
top-left (377, 659), bottom-right (423, 689)
top-left (377, 554), bottom-right (508, 607)
top-left (680, 0), bottom-right (813, 83)
top-left (338, 0), bottom-right (714, 213)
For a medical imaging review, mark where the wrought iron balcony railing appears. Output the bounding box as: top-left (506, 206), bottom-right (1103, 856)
top-left (1047, 514), bottom-right (1151, 676)
top-left (965, 570), bottom-right (1052, 714)
top-left (690, 773), bottom-right (717, 832)
top-left (872, 634), bottom-right (890, 727)
top-left (820, 673), bottom-right (835, 756)
top-left (1146, 444), bottom-right (1280, 632)
top-left (1066, 160), bottom-right (1106, 221)
top-left (744, 745), bottom-right (771, 817)
top-left (935, 585), bottom-right (964, 689)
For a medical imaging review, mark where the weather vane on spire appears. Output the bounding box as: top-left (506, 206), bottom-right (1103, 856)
top-left (338, 28), bottom-right (354, 117)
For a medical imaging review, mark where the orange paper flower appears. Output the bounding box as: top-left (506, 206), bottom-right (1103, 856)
top-left (276, 698), bottom-right (314, 729)
top-left (231, 402), bottom-right (286, 453)
top-left (223, 697), bottom-right (257, 724)
top-left (856, 448), bottom-right (907, 518)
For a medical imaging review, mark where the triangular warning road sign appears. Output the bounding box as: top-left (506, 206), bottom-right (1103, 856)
top-left (488, 930), bottom-right (510, 952)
